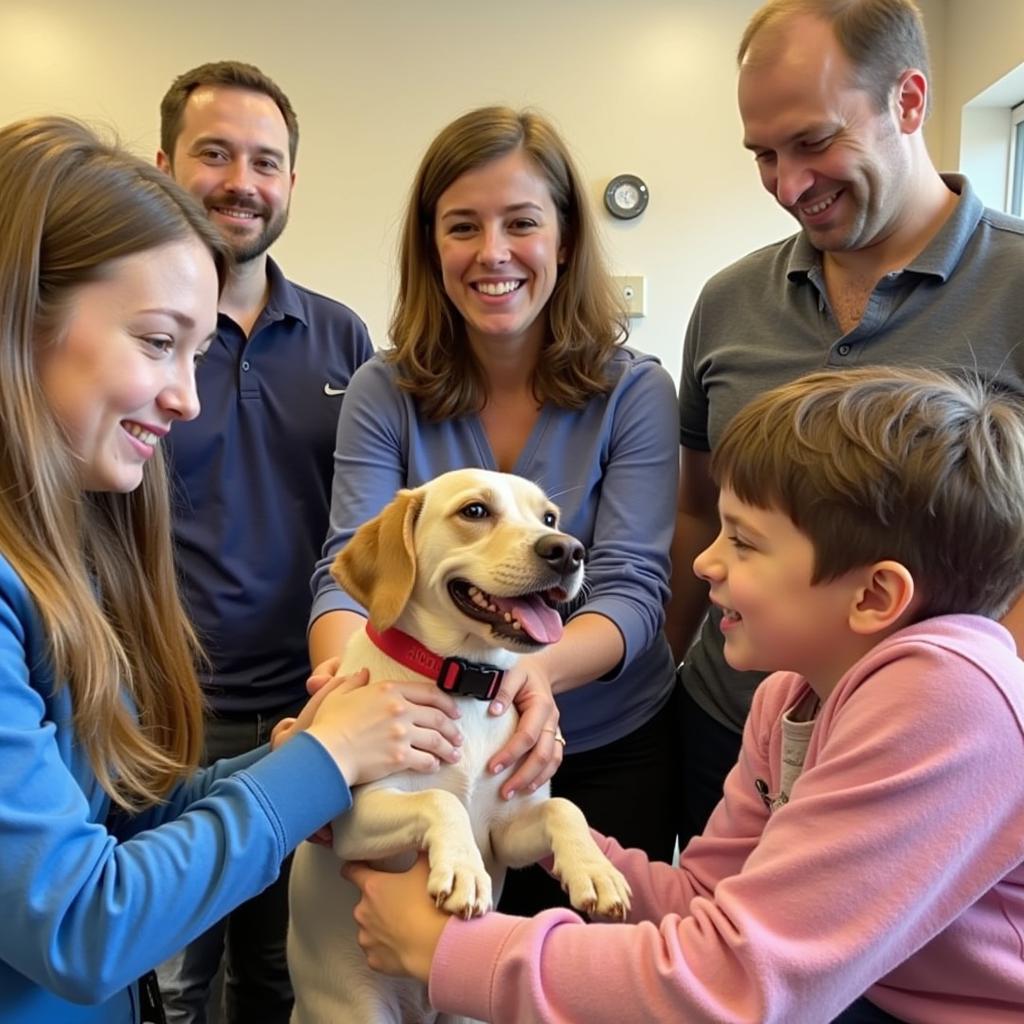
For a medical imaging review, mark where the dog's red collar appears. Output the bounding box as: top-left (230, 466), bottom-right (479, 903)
top-left (365, 624), bottom-right (505, 701)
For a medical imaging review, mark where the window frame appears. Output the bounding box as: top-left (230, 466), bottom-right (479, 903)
top-left (1006, 101), bottom-right (1024, 215)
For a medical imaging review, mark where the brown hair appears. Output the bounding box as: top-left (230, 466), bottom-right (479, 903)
top-left (712, 366), bottom-right (1024, 620)
top-left (738, 0), bottom-right (931, 114)
top-left (160, 60), bottom-right (299, 168)
top-left (388, 106), bottom-right (627, 421)
top-left (0, 116), bottom-right (229, 809)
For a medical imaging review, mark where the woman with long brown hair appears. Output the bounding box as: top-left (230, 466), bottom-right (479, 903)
top-left (0, 116), bottom-right (462, 1023)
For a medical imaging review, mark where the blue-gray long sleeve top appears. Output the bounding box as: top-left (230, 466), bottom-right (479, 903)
top-left (310, 346), bottom-right (679, 751)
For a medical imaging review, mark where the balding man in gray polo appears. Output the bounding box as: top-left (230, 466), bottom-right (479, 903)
top-left (668, 0), bottom-right (1024, 857)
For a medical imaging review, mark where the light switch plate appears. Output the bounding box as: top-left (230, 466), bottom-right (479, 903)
top-left (613, 275), bottom-right (646, 318)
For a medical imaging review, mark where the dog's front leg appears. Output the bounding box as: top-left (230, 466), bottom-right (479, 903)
top-left (334, 789), bottom-right (492, 918)
top-left (491, 798), bottom-right (632, 920)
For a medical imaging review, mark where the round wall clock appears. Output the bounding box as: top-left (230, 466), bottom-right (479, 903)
top-left (604, 174), bottom-right (649, 220)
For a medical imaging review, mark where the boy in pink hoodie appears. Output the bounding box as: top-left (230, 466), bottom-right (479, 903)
top-left (345, 366), bottom-right (1024, 1024)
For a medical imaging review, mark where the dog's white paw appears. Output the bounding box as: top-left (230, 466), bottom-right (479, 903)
top-left (552, 847), bottom-right (632, 921)
top-left (427, 845), bottom-right (492, 919)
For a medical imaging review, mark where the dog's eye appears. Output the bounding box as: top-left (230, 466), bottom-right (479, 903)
top-left (543, 511), bottom-right (558, 527)
top-left (460, 502), bottom-right (490, 520)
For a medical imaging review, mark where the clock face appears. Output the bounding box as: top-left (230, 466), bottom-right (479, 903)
top-left (604, 174), bottom-right (649, 219)
top-left (614, 183), bottom-right (640, 209)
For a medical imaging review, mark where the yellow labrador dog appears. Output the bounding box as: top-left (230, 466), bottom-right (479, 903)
top-left (288, 468), bottom-right (630, 1024)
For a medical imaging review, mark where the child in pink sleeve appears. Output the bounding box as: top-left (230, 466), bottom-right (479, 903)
top-left (344, 365), bottom-right (1024, 1024)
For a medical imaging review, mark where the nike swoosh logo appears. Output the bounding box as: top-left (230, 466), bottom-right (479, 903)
top-left (323, 383), bottom-right (346, 397)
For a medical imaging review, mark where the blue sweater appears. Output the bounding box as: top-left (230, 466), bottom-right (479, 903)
top-left (0, 554), bottom-right (352, 1023)
top-left (310, 346), bottom-right (679, 751)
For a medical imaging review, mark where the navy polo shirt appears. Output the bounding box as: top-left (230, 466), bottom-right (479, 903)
top-left (166, 258), bottom-right (373, 713)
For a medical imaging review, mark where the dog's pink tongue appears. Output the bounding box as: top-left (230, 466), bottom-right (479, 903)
top-left (493, 593), bottom-right (564, 644)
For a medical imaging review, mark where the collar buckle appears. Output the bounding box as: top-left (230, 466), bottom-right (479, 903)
top-left (437, 657), bottom-right (504, 701)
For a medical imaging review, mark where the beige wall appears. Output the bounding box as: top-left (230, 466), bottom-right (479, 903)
top-left (1, 0), bottom-right (1004, 381)
top-left (916, 0), bottom-right (948, 164)
top-left (935, 0), bottom-right (1024, 171)
top-left (0, 0), bottom-right (800, 381)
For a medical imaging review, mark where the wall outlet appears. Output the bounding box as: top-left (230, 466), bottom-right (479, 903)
top-left (613, 275), bottom-right (646, 318)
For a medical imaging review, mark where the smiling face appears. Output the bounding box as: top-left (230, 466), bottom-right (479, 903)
top-left (414, 469), bottom-right (583, 654)
top-left (692, 487), bottom-right (872, 694)
top-left (160, 85), bottom-right (294, 263)
top-left (433, 149), bottom-right (564, 360)
top-left (738, 14), bottom-right (914, 254)
top-left (334, 469), bottom-right (584, 665)
top-left (37, 238), bottom-right (219, 493)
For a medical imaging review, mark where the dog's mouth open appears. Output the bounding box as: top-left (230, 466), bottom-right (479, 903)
top-left (448, 580), bottom-right (567, 648)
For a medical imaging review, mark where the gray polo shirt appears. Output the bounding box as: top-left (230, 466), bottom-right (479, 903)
top-left (678, 174), bottom-right (1024, 732)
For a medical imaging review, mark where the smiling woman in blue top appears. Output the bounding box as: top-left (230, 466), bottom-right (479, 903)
top-left (308, 106), bottom-right (680, 913)
top-left (0, 116), bottom-right (463, 1024)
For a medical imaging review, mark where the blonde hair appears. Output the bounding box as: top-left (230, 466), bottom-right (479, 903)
top-left (0, 116), bottom-right (229, 809)
top-left (713, 366), bottom-right (1024, 619)
top-left (738, 0), bottom-right (931, 115)
top-left (388, 106), bottom-right (627, 421)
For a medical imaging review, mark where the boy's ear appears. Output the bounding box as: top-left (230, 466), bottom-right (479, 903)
top-left (848, 561), bottom-right (916, 636)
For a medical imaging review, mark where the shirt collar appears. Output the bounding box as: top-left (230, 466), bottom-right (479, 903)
top-left (261, 257), bottom-right (308, 326)
top-left (785, 173), bottom-right (982, 284)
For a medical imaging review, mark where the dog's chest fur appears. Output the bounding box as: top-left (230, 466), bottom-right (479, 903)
top-left (338, 628), bottom-right (537, 846)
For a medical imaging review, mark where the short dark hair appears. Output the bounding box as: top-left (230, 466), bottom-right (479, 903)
top-left (738, 0), bottom-right (931, 114)
top-left (160, 60), bottom-right (299, 167)
top-left (712, 366), bottom-right (1024, 620)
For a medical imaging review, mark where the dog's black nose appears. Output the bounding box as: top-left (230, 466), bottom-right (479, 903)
top-left (535, 533), bottom-right (585, 575)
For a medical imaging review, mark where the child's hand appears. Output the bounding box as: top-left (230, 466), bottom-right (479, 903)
top-left (343, 855), bottom-right (449, 982)
top-left (307, 680), bottom-right (462, 786)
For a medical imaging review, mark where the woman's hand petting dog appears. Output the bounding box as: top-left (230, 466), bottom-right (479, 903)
top-left (272, 667), bottom-right (369, 752)
top-left (486, 656), bottom-right (563, 800)
top-left (276, 671), bottom-right (465, 788)
top-left (309, 679), bottom-right (464, 786)
top-left (343, 854), bottom-right (447, 984)
top-left (309, 654), bottom-right (564, 802)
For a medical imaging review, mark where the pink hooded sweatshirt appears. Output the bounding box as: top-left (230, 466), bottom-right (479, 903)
top-left (430, 616), bottom-right (1024, 1023)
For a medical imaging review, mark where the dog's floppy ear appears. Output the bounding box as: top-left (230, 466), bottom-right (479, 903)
top-left (331, 488), bottom-right (423, 631)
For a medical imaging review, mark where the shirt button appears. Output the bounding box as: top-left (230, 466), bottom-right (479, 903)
top-left (241, 360), bottom-right (251, 371)
top-left (837, 344), bottom-right (851, 356)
